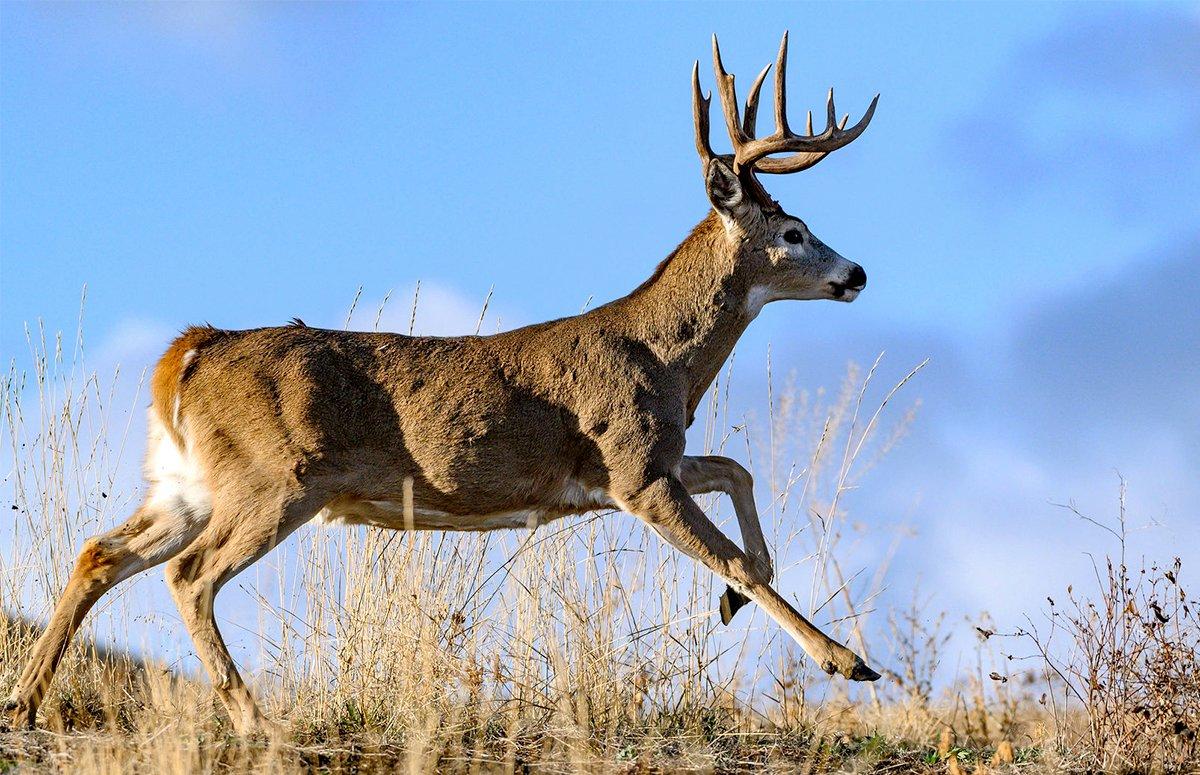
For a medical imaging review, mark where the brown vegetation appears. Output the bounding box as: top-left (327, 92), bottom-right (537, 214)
top-left (2, 316), bottom-right (1195, 773)
top-left (1012, 486), bottom-right (1199, 773)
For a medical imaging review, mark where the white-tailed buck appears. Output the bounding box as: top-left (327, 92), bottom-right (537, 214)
top-left (7, 33), bottom-right (880, 733)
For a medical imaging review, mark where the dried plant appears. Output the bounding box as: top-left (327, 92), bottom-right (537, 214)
top-left (1013, 481), bottom-right (1199, 773)
top-left (885, 591), bottom-right (950, 709)
top-left (10, 300), bottom-right (1184, 773)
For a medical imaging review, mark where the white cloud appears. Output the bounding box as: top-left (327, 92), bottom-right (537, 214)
top-left (88, 318), bottom-right (174, 375)
top-left (342, 280), bottom-right (519, 336)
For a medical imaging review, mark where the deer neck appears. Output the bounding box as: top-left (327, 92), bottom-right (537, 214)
top-left (616, 211), bottom-right (757, 411)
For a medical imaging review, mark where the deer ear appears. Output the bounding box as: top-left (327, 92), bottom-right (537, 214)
top-left (704, 159), bottom-right (753, 224)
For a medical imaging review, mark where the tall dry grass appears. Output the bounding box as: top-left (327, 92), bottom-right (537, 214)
top-left (1, 305), bottom-right (1195, 773)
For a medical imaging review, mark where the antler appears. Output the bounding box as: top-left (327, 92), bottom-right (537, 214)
top-left (693, 32), bottom-right (879, 180)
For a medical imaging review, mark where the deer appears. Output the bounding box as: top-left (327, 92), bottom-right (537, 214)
top-left (6, 33), bottom-right (880, 734)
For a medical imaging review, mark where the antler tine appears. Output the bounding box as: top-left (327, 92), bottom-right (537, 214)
top-left (692, 60), bottom-right (716, 167)
top-left (711, 35), bottom-right (749, 163)
top-left (773, 31), bottom-right (790, 135)
top-left (692, 33), bottom-right (879, 178)
top-left (743, 62), bottom-right (771, 138)
top-left (751, 92), bottom-right (879, 174)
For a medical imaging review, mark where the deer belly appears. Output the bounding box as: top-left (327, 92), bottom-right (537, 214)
top-left (316, 479), bottom-right (613, 531)
top-left (316, 496), bottom-right (552, 531)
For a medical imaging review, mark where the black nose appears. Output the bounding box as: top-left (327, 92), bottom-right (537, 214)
top-left (847, 265), bottom-right (867, 289)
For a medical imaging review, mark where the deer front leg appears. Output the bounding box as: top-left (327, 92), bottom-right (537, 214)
top-left (679, 455), bottom-right (770, 624)
top-left (615, 474), bottom-right (879, 682)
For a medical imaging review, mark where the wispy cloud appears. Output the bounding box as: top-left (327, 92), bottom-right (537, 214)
top-left (949, 7), bottom-right (1200, 222)
top-left (860, 233), bottom-right (1199, 624)
top-left (342, 281), bottom-right (517, 337)
top-left (1013, 234), bottom-right (1200, 438)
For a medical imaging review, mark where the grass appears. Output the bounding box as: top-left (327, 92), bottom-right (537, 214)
top-left (1, 308), bottom-right (1196, 773)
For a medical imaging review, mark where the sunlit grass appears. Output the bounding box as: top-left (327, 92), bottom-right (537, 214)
top-left (2, 307), bottom-right (1194, 773)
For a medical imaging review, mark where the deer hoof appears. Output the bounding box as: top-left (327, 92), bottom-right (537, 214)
top-left (718, 586), bottom-right (750, 625)
top-left (822, 653), bottom-right (881, 682)
top-left (846, 658), bottom-right (881, 682)
top-left (233, 709), bottom-right (284, 739)
top-left (3, 699), bottom-right (36, 730)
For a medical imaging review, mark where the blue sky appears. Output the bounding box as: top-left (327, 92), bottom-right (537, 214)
top-left (3, 3), bottom-right (1198, 674)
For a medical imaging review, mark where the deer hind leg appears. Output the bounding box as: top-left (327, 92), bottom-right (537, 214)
top-left (616, 474), bottom-right (879, 682)
top-left (164, 485), bottom-right (319, 735)
top-left (5, 501), bottom-right (209, 728)
top-left (679, 455), bottom-right (771, 624)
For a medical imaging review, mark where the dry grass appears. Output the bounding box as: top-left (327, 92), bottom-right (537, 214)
top-left (1, 309), bottom-right (1195, 773)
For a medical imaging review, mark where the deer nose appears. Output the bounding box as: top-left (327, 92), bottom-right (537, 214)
top-left (846, 265), bottom-right (867, 290)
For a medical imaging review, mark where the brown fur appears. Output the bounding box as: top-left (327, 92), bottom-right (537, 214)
top-left (9, 153), bottom-right (879, 732)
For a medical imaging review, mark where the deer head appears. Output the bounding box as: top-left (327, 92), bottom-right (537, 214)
top-left (693, 33), bottom-right (878, 309)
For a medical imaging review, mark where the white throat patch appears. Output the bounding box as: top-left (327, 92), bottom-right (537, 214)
top-left (744, 284), bottom-right (778, 318)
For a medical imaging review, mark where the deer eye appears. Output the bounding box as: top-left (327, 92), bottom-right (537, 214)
top-left (783, 229), bottom-right (804, 245)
